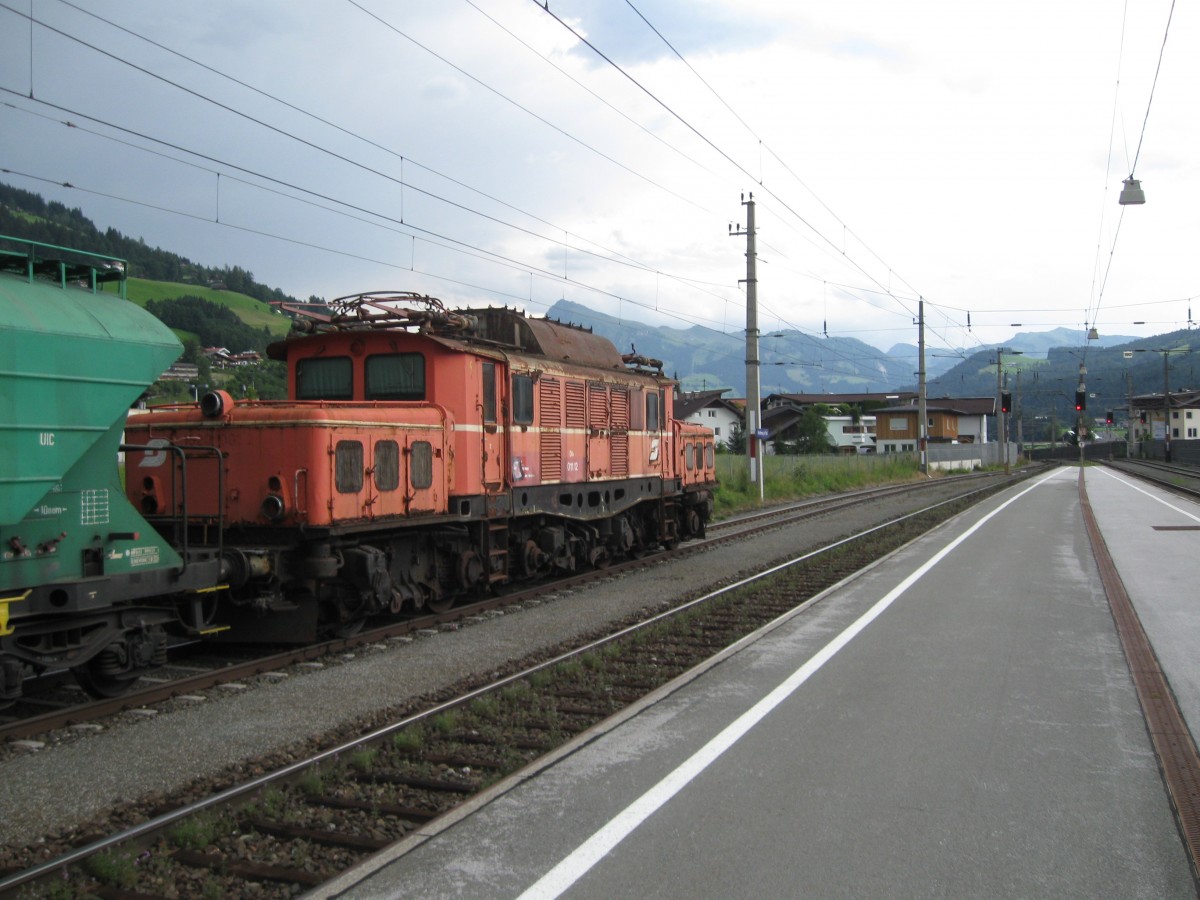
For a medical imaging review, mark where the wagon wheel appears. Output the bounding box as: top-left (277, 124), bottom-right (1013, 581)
top-left (73, 660), bottom-right (139, 699)
top-left (72, 637), bottom-right (160, 699)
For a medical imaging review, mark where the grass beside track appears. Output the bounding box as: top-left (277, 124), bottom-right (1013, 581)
top-left (715, 453), bottom-right (941, 517)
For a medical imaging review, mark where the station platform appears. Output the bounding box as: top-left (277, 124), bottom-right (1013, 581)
top-left (314, 466), bottom-right (1200, 899)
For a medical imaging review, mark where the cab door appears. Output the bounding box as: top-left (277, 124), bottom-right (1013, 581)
top-left (481, 361), bottom-right (504, 491)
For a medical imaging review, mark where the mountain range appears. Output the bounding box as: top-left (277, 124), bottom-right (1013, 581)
top-left (548, 301), bottom-right (1136, 386)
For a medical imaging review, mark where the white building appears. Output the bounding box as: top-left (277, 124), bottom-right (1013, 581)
top-left (675, 390), bottom-right (743, 447)
top-left (825, 414), bottom-right (877, 453)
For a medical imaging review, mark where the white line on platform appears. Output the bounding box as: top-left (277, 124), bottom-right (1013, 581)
top-left (1097, 467), bottom-right (1200, 523)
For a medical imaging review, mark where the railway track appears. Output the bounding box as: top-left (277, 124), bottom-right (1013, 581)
top-left (0, 471), bottom-right (1024, 896)
top-left (0, 472), bottom-right (1002, 746)
top-left (1103, 458), bottom-right (1200, 499)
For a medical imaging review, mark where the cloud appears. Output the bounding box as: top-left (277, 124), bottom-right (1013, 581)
top-left (0, 0), bottom-right (1194, 358)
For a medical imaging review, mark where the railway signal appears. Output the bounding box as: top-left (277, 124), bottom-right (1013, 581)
top-left (1000, 391), bottom-right (1011, 414)
top-left (1074, 390), bottom-right (1086, 412)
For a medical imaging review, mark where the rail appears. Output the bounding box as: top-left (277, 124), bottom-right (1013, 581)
top-left (0, 235), bottom-right (128, 298)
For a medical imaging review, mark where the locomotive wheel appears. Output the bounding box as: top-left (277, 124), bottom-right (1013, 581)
top-left (520, 539), bottom-right (546, 577)
top-left (426, 593), bottom-right (454, 614)
top-left (318, 585), bottom-right (369, 638)
top-left (335, 617), bottom-right (365, 638)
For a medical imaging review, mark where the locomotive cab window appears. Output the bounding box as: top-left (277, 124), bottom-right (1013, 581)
top-left (335, 440), bottom-right (364, 493)
top-left (374, 440), bottom-right (400, 491)
top-left (410, 441), bottom-right (433, 490)
top-left (646, 391), bottom-right (660, 431)
top-left (366, 353), bottom-right (425, 401)
top-left (297, 356), bottom-right (353, 400)
top-left (482, 361), bottom-right (497, 423)
top-left (512, 373), bottom-right (534, 425)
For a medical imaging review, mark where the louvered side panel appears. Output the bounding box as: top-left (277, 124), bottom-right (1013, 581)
top-left (540, 377), bottom-right (562, 480)
top-left (565, 380), bottom-right (587, 429)
top-left (588, 382), bottom-right (609, 428)
top-left (611, 388), bottom-right (630, 475)
top-left (611, 432), bottom-right (629, 476)
top-left (541, 433), bottom-right (562, 480)
top-left (539, 377), bottom-right (562, 424)
top-left (610, 389), bottom-right (630, 428)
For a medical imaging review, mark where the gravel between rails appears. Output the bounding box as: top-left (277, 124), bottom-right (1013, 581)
top-left (0, 478), bottom-right (984, 851)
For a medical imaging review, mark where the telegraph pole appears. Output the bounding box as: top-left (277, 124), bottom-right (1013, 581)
top-left (730, 193), bottom-right (763, 503)
top-left (918, 299), bottom-right (927, 476)
top-left (1014, 369), bottom-right (1023, 455)
top-left (1126, 371), bottom-right (1134, 459)
top-left (1163, 351), bottom-right (1172, 463)
top-left (995, 349), bottom-right (1006, 473)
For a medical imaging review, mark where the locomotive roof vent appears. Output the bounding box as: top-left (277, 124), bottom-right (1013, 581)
top-left (460, 307), bottom-right (625, 369)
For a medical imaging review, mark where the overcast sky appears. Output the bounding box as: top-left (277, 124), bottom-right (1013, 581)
top-left (1, 0), bottom-right (1195, 359)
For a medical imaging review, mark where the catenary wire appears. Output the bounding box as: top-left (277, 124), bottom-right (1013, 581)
top-left (550, 0), bottom-right (983, 349)
top-left (9, 0), bottom-right (967, 357)
top-left (2, 0), bottom-right (732, 301)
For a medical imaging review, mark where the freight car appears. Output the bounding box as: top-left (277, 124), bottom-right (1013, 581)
top-left (124, 292), bottom-right (716, 643)
top-left (0, 238), bottom-right (225, 702)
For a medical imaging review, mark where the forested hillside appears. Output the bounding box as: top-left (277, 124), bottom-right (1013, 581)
top-left (0, 182), bottom-right (298, 307)
top-left (146, 296), bottom-right (276, 355)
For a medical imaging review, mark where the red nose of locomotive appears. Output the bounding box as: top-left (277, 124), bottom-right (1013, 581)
top-left (125, 396), bottom-right (451, 529)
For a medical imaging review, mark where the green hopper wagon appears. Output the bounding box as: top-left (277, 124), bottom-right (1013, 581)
top-left (0, 237), bottom-right (222, 701)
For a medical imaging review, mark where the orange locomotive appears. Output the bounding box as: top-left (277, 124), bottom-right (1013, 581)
top-left (124, 293), bottom-right (716, 640)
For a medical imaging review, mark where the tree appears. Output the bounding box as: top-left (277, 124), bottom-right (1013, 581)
top-left (725, 423), bottom-right (747, 454)
top-left (784, 407), bottom-right (836, 455)
top-left (180, 337), bottom-right (203, 364)
top-left (145, 295), bottom-right (272, 353)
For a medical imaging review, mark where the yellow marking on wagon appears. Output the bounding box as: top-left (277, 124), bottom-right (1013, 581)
top-left (0, 589), bottom-right (32, 636)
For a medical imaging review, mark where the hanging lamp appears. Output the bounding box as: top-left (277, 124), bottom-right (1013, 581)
top-left (1119, 176), bottom-right (1146, 205)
